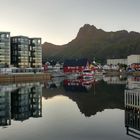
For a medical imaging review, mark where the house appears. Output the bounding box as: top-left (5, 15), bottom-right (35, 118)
top-left (63, 58), bottom-right (90, 73)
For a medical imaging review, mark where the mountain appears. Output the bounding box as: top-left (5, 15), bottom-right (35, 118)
top-left (42, 24), bottom-right (140, 63)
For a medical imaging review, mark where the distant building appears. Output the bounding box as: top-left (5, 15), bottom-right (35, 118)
top-left (107, 59), bottom-right (127, 65)
top-left (127, 54), bottom-right (140, 66)
top-left (0, 32), bottom-right (10, 67)
top-left (107, 54), bottom-right (140, 66)
top-left (63, 58), bottom-right (90, 73)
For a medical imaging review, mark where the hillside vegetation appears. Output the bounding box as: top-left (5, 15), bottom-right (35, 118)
top-left (42, 24), bottom-right (140, 63)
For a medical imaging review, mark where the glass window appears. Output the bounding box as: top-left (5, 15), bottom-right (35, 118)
top-left (18, 38), bottom-right (21, 41)
top-left (6, 34), bottom-right (9, 38)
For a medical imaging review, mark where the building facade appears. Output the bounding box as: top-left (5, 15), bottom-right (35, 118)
top-left (0, 32), bottom-right (10, 67)
top-left (11, 36), bottom-right (29, 68)
top-left (29, 38), bottom-right (42, 68)
top-left (107, 59), bottom-right (127, 65)
top-left (11, 36), bottom-right (42, 68)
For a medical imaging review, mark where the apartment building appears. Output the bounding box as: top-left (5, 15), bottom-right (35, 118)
top-left (107, 59), bottom-right (127, 65)
top-left (11, 36), bottom-right (42, 68)
top-left (0, 32), bottom-right (10, 67)
top-left (29, 38), bottom-right (42, 68)
top-left (11, 36), bottom-right (29, 68)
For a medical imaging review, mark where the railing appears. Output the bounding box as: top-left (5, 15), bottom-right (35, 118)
top-left (125, 89), bottom-right (140, 108)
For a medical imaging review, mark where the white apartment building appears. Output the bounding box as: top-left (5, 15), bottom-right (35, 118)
top-left (107, 59), bottom-right (127, 65)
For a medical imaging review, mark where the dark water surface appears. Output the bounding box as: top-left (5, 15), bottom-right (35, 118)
top-left (0, 76), bottom-right (138, 140)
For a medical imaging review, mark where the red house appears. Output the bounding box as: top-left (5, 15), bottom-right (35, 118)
top-left (63, 58), bottom-right (90, 73)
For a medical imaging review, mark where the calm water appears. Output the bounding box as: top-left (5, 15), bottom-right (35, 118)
top-left (0, 75), bottom-right (139, 140)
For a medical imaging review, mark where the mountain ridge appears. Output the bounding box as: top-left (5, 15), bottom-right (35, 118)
top-left (42, 24), bottom-right (140, 63)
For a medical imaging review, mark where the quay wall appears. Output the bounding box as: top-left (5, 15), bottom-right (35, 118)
top-left (0, 73), bottom-right (51, 83)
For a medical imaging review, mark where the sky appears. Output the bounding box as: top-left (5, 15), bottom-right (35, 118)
top-left (0, 0), bottom-right (140, 45)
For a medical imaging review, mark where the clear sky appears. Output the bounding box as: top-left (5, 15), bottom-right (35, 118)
top-left (0, 0), bottom-right (140, 44)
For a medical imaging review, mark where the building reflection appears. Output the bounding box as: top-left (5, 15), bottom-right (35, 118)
top-left (0, 82), bottom-right (42, 127)
top-left (44, 77), bottom-right (64, 89)
top-left (0, 91), bottom-right (11, 126)
top-left (126, 76), bottom-right (140, 89)
top-left (125, 76), bottom-right (140, 139)
top-left (103, 75), bottom-right (127, 85)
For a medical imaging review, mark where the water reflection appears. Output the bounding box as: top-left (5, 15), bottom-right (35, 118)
top-left (0, 75), bottom-right (136, 140)
top-left (125, 76), bottom-right (140, 139)
top-left (0, 91), bottom-right (11, 126)
top-left (0, 82), bottom-right (42, 127)
top-left (63, 78), bottom-right (94, 92)
top-left (44, 76), bottom-right (65, 89)
top-left (103, 75), bottom-right (127, 85)
top-left (43, 76), bottom-right (125, 117)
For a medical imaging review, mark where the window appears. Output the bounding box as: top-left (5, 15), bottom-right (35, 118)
top-left (6, 34), bottom-right (9, 38)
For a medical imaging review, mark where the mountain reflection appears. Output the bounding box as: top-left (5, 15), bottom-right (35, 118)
top-left (43, 76), bottom-right (126, 117)
top-left (125, 76), bottom-right (140, 140)
top-left (0, 82), bottom-right (42, 127)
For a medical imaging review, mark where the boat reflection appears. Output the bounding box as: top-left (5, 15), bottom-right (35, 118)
top-left (0, 82), bottom-right (43, 127)
top-left (124, 76), bottom-right (140, 139)
top-left (63, 76), bottom-right (95, 92)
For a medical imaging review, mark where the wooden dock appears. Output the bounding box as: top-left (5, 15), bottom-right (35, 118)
top-left (0, 73), bottom-right (51, 83)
